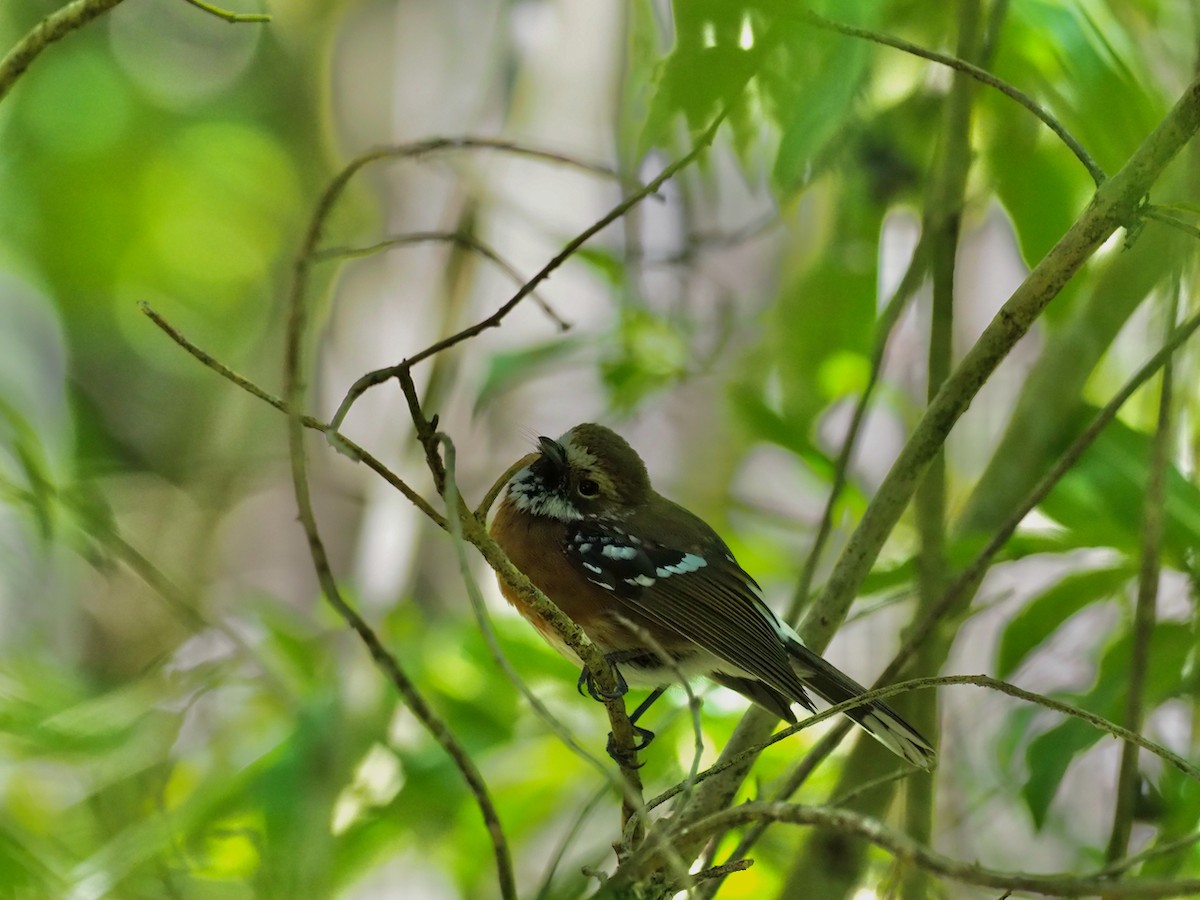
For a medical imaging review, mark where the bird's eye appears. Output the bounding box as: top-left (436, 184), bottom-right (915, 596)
top-left (578, 478), bottom-right (601, 498)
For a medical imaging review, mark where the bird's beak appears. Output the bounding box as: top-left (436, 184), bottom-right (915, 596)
top-left (537, 436), bottom-right (567, 473)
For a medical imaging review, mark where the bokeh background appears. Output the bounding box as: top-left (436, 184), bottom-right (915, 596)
top-left (1, 0), bottom-right (1199, 897)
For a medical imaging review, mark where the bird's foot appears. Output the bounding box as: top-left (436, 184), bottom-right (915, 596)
top-left (577, 654), bottom-right (631, 702)
top-left (606, 724), bottom-right (655, 764)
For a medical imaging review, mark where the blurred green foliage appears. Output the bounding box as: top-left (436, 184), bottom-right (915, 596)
top-left (1, 0), bottom-right (1199, 897)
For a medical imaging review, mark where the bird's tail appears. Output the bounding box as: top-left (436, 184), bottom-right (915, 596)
top-left (782, 635), bottom-right (936, 770)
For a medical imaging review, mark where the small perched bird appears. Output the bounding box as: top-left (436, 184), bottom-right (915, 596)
top-left (489, 423), bottom-right (935, 770)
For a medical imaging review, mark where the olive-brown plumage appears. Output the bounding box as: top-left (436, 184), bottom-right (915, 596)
top-left (489, 423), bottom-right (935, 769)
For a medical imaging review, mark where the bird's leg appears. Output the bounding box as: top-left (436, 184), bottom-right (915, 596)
top-left (606, 685), bottom-right (667, 761)
top-left (576, 651), bottom-right (640, 702)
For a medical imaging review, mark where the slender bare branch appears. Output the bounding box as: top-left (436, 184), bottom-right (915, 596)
top-left (620, 801), bottom-right (1200, 898)
top-left (475, 457), bottom-right (530, 523)
top-left (804, 71), bottom-right (1200, 655)
top-left (0, 0), bottom-right (126, 104)
top-left (786, 237), bottom-right (931, 622)
top-left (640, 674), bottom-right (1200, 819)
top-left (181, 0), bottom-right (270, 23)
top-left (315, 230), bottom-right (568, 330)
top-left (790, 7), bottom-right (1105, 185)
top-left (326, 112), bottom-right (727, 435)
top-left (139, 303), bottom-right (446, 529)
top-left (1106, 290), bottom-right (1178, 864)
top-left (436, 435), bottom-right (646, 817)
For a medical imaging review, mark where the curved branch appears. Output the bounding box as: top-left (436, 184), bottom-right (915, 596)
top-left (640, 674), bottom-right (1200, 818)
top-left (786, 235), bottom-right (930, 621)
top-left (181, 0), bottom-right (270, 23)
top-left (0, 0), bottom-right (126, 104)
top-left (281, 125), bottom-right (521, 893)
top-left (791, 8), bottom-right (1105, 186)
top-left (625, 801), bottom-right (1200, 898)
top-left (314, 230), bottom-right (568, 331)
top-left (138, 303), bottom-right (446, 529)
top-left (326, 113), bottom-right (727, 435)
top-left (437, 435), bottom-right (647, 815)
top-left (803, 71), bottom-right (1200, 654)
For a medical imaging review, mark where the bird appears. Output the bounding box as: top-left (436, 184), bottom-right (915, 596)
top-left (488, 422), bottom-right (936, 770)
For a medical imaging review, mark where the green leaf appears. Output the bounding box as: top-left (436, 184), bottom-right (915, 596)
top-left (996, 564), bottom-right (1133, 679)
top-left (638, 1), bottom-right (761, 153)
top-left (772, 37), bottom-right (870, 193)
top-left (1138, 763), bottom-right (1200, 878)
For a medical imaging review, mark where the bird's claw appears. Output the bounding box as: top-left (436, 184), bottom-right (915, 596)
top-left (576, 656), bottom-right (630, 702)
top-left (606, 724), bottom-right (655, 763)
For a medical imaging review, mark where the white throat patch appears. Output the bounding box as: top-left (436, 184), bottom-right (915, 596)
top-left (506, 465), bottom-right (583, 521)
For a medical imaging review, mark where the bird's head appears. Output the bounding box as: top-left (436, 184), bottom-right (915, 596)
top-left (506, 423), bottom-right (651, 521)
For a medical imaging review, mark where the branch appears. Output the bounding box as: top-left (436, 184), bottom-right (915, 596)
top-left (692, 297), bottom-right (1200, 880)
top-left (790, 7), bottom-right (1105, 186)
top-left (0, 0), bottom-right (126, 104)
top-left (138, 303), bottom-right (446, 529)
top-left (325, 112), bottom-right (727, 434)
top-left (1144, 205), bottom-right (1200, 241)
top-left (181, 0), bottom-right (270, 23)
top-left (802, 70), bottom-right (1200, 654)
top-left (281, 124), bottom-right (521, 894)
top-left (621, 801), bottom-right (1200, 898)
top-left (639, 675), bottom-right (1200, 820)
top-left (785, 235), bottom-right (931, 622)
top-left (314, 230), bottom-right (568, 331)
top-left (1105, 291), bottom-right (1178, 863)
top-left (436, 434), bottom-right (647, 827)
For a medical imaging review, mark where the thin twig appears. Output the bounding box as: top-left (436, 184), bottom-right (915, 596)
top-left (1098, 831), bottom-right (1200, 878)
top-left (802, 69), bottom-right (1200, 656)
top-left (138, 303), bottom-right (447, 529)
top-left (181, 0), bottom-right (270, 23)
top-left (830, 768), bottom-right (917, 809)
top-left (276, 454), bottom-right (517, 898)
top-left (790, 7), bottom-right (1105, 186)
top-left (1144, 206), bottom-right (1200, 241)
top-left (325, 111), bottom-right (728, 435)
top-left (0, 0), bottom-right (126, 104)
top-left (475, 457), bottom-right (531, 523)
top-left (786, 237), bottom-right (931, 622)
top-left (641, 674), bottom-right (1200, 816)
top-left (610, 614), bottom-right (704, 861)
top-left (1105, 290), bottom-right (1178, 864)
top-left (435, 434), bottom-right (643, 811)
top-left (662, 858), bottom-right (753, 894)
top-left (315, 230), bottom-right (568, 330)
top-left (275, 120), bottom-right (521, 896)
top-left (535, 785), bottom-right (609, 900)
top-left (620, 801), bottom-right (1200, 898)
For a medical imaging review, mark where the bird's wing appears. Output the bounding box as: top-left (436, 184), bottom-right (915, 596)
top-left (562, 518), bottom-right (813, 706)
